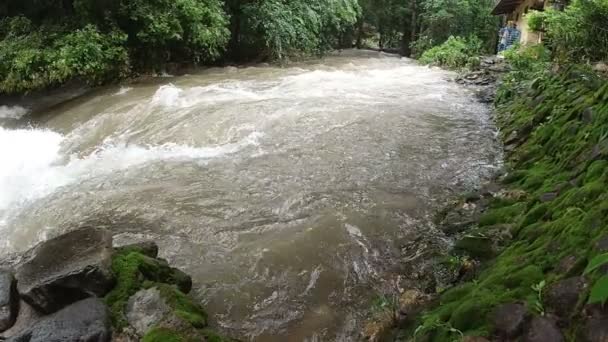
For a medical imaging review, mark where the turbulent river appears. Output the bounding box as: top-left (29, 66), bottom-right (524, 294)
top-left (0, 50), bottom-right (501, 341)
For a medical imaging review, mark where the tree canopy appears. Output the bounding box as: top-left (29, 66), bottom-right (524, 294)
top-left (0, 0), bottom-right (502, 94)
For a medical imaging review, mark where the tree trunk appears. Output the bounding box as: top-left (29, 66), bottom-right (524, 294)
top-left (356, 19), bottom-right (364, 49)
top-left (409, 0), bottom-right (417, 55)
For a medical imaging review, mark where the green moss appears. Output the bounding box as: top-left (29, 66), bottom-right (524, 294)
top-left (478, 203), bottom-right (526, 227)
top-left (410, 69), bottom-right (608, 341)
top-left (142, 327), bottom-right (199, 342)
top-left (104, 251), bottom-right (148, 328)
top-left (449, 300), bottom-right (492, 331)
top-left (454, 236), bottom-right (495, 259)
top-left (440, 283), bottom-right (475, 302)
top-left (104, 250), bottom-right (194, 329)
top-left (156, 284), bottom-right (208, 328)
top-left (520, 203), bottom-right (549, 228)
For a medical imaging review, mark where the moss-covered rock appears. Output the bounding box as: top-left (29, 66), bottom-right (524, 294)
top-left (104, 249), bottom-right (194, 329)
top-left (407, 67), bottom-right (608, 341)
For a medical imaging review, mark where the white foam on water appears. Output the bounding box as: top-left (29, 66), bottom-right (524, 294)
top-left (0, 105), bottom-right (29, 119)
top-left (0, 126), bottom-right (263, 214)
top-left (147, 64), bottom-right (447, 110)
top-left (113, 86), bottom-right (133, 96)
top-left (150, 83), bottom-right (262, 108)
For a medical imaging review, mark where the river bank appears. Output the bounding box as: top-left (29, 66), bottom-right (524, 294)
top-left (376, 62), bottom-right (608, 341)
top-left (0, 227), bottom-right (236, 341)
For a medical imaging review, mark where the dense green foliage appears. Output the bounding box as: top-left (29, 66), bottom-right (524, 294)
top-left (355, 0), bottom-right (499, 56)
top-left (418, 36), bottom-right (482, 69)
top-left (526, 0), bottom-right (608, 63)
top-left (415, 0), bottom-right (499, 54)
top-left (0, 0), bottom-right (229, 93)
top-left (237, 0), bottom-right (360, 59)
top-left (0, 19), bottom-right (129, 93)
top-left (0, 0), bottom-right (360, 93)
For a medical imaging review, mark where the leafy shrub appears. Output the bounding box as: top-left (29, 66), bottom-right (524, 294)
top-left (410, 35), bottom-right (435, 58)
top-left (540, 0), bottom-right (608, 62)
top-left (0, 24), bottom-right (128, 94)
top-left (112, 0), bottom-right (230, 66)
top-left (418, 36), bottom-right (482, 70)
top-left (241, 0), bottom-right (359, 59)
top-left (496, 44), bottom-right (551, 103)
top-left (502, 44), bottom-right (551, 76)
top-left (584, 253), bottom-right (608, 305)
top-left (417, 0), bottom-right (499, 54)
top-left (526, 10), bottom-right (545, 32)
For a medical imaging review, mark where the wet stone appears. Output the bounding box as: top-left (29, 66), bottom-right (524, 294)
top-left (492, 303), bottom-right (528, 338)
top-left (556, 255), bottom-right (579, 276)
top-left (0, 300), bottom-right (42, 339)
top-left (544, 277), bottom-right (587, 320)
top-left (523, 316), bottom-right (564, 342)
top-left (581, 317), bottom-right (608, 342)
top-left (582, 107), bottom-right (594, 124)
top-left (15, 227), bottom-right (115, 314)
top-left (596, 235), bottom-right (608, 253)
top-left (6, 297), bottom-right (110, 342)
top-left (126, 287), bottom-right (171, 336)
top-left (397, 289), bottom-right (431, 321)
top-left (0, 270), bottom-right (17, 332)
top-left (539, 192), bottom-right (558, 202)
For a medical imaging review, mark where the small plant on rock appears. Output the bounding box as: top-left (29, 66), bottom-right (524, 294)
top-left (414, 316), bottom-right (464, 342)
top-left (531, 280), bottom-right (546, 315)
top-left (584, 253), bottom-right (608, 305)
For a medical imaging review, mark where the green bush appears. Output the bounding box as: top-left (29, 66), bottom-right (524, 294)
top-left (240, 0), bottom-right (359, 59)
top-left (541, 0), bottom-right (608, 62)
top-left (495, 44), bottom-right (551, 104)
top-left (526, 10), bottom-right (545, 32)
top-left (418, 36), bottom-right (482, 70)
top-left (0, 24), bottom-right (128, 93)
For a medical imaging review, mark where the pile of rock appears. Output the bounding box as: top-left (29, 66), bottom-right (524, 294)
top-left (455, 56), bottom-right (510, 103)
top-left (0, 227), bottom-right (232, 342)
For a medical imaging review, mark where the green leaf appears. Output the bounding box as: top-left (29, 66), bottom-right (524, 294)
top-left (588, 275), bottom-right (608, 305)
top-left (584, 253), bottom-right (608, 274)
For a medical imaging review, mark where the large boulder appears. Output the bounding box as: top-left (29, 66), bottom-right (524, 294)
top-left (6, 297), bottom-right (110, 342)
top-left (544, 277), bottom-right (588, 320)
top-left (581, 317), bottom-right (608, 342)
top-left (15, 227), bottom-right (115, 314)
top-left (492, 303), bottom-right (528, 338)
top-left (0, 270), bottom-right (17, 332)
top-left (523, 316), bottom-right (564, 342)
top-left (0, 300), bottom-right (41, 339)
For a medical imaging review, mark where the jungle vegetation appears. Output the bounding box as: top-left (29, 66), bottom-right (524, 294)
top-left (0, 0), bottom-right (501, 94)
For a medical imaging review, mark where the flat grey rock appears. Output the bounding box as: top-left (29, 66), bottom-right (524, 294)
top-left (15, 227), bottom-right (115, 314)
top-left (6, 297), bottom-right (110, 342)
top-left (126, 287), bottom-right (171, 336)
top-left (0, 270), bottom-right (17, 332)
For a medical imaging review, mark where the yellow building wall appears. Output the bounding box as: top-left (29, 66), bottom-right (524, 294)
top-left (508, 0), bottom-right (545, 45)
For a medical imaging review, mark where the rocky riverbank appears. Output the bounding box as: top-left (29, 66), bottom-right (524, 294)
top-left (417, 69), bottom-right (608, 341)
top-left (0, 227), bottom-right (235, 342)
top-left (362, 62), bottom-right (608, 342)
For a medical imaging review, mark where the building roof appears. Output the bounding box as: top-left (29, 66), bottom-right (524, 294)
top-left (492, 0), bottom-right (525, 14)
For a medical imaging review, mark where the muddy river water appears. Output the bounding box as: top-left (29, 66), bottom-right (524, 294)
top-left (0, 50), bottom-right (501, 341)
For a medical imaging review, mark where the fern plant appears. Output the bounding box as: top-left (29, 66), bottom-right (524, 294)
top-left (584, 253), bottom-right (608, 305)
